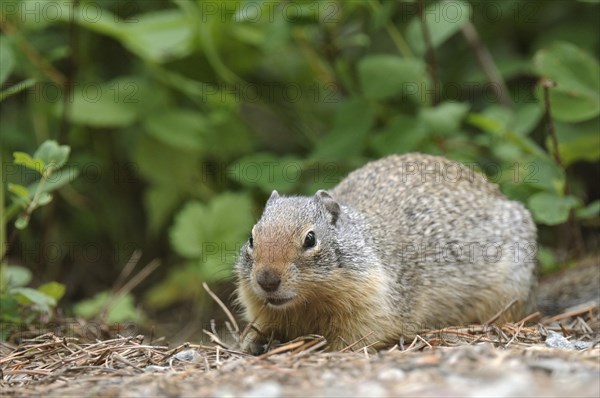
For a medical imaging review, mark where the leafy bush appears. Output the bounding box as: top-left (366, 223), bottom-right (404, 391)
top-left (1, 140), bottom-right (73, 338)
top-left (1, 1), bottom-right (598, 323)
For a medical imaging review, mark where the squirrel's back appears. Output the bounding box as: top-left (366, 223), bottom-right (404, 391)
top-left (333, 154), bottom-right (537, 331)
top-left (236, 153), bottom-right (537, 351)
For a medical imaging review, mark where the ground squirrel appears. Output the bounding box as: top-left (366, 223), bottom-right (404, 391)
top-left (235, 153), bottom-right (537, 351)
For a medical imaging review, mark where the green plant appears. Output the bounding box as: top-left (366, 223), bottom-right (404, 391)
top-left (1, 0), bottom-right (597, 315)
top-left (529, 42), bottom-right (599, 226)
top-left (73, 291), bottom-right (145, 324)
top-left (0, 264), bottom-right (65, 339)
top-left (5, 141), bottom-right (77, 232)
top-left (1, 140), bottom-right (76, 339)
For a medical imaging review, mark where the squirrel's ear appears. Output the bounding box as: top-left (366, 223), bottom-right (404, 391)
top-left (315, 190), bottom-right (340, 225)
top-left (267, 190), bottom-right (280, 204)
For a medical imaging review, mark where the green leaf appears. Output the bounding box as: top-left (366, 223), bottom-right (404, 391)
top-left (69, 6), bottom-right (194, 63)
top-left (467, 113), bottom-right (505, 135)
top-left (537, 246), bottom-right (558, 273)
top-left (13, 152), bottom-right (45, 174)
top-left (143, 110), bottom-right (208, 152)
top-left (479, 106), bottom-right (514, 134)
top-left (576, 200), bottom-right (600, 220)
top-left (311, 99), bottom-right (375, 160)
top-left (65, 81), bottom-right (140, 127)
top-left (170, 204), bottom-right (205, 256)
top-left (132, 135), bottom-right (201, 188)
top-left (371, 114), bottom-right (427, 156)
top-left (0, 35), bottom-right (15, 86)
top-left (73, 291), bottom-right (144, 323)
top-left (18, 0), bottom-right (70, 28)
top-left (144, 262), bottom-right (203, 309)
top-left (156, 69), bottom-right (237, 109)
top-left (169, 193), bottom-right (254, 261)
top-left (528, 192), bottom-right (580, 225)
top-left (204, 110), bottom-right (254, 158)
top-left (144, 186), bottom-right (182, 236)
top-left (72, 291), bottom-right (108, 319)
top-left (467, 108), bottom-right (547, 158)
top-left (406, 0), bottom-right (472, 55)
top-left (37, 192), bottom-right (53, 206)
top-left (552, 118), bottom-right (600, 166)
top-left (37, 282), bottom-right (66, 302)
top-left (15, 216), bottom-right (29, 230)
top-left (228, 153), bottom-right (304, 194)
top-left (534, 42), bottom-right (600, 122)
top-left (12, 287), bottom-right (56, 312)
top-left (518, 157), bottom-right (565, 193)
top-left (66, 5), bottom-right (122, 37)
top-left (511, 103), bottom-right (544, 136)
top-left (358, 55), bottom-right (427, 101)
top-left (120, 10), bottom-right (195, 63)
top-left (8, 183), bottom-right (31, 203)
top-left (27, 167), bottom-right (80, 194)
top-left (1, 265), bottom-right (32, 289)
top-left (33, 140), bottom-right (70, 170)
top-left (0, 294), bottom-right (20, 325)
top-left (419, 101), bottom-right (470, 134)
top-left (0, 78), bottom-right (37, 102)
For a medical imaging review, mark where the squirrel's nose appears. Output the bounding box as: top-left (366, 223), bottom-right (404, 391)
top-left (256, 269), bottom-right (281, 293)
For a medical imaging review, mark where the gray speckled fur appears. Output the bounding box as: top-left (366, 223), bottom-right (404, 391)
top-left (332, 154), bottom-right (537, 329)
top-left (236, 153), bottom-right (537, 349)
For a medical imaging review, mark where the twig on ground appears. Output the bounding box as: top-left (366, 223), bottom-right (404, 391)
top-left (485, 298), bottom-right (518, 325)
top-left (203, 282), bottom-right (240, 335)
top-left (542, 302), bottom-right (599, 324)
top-left (518, 311), bottom-right (542, 324)
top-left (340, 331), bottom-right (375, 353)
top-left (0, 302), bottom-right (596, 396)
top-left (112, 250), bottom-right (143, 294)
top-left (101, 258), bottom-right (161, 321)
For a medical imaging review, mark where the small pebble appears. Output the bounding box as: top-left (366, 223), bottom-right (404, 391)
top-left (143, 365), bottom-right (168, 372)
top-left (545, 331), bottom-right (574, 350)
top-left (242, 381), bottom-right (282, 398)
top-left (356, 381), bottom-right (387, 398)
top-left (213, 386), bottom-right (236, 398)
top-left (173, 349), bottom-right (202, 362)
top-left (377, 367), bottom-right (406, 381)
top-left (320, 370), bottom-right (337, 381)
top-left (572, 340), bottom-right (594, 350)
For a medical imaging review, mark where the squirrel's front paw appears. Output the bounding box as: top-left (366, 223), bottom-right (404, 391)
top-left (240, 339), bottom-right (266, 355)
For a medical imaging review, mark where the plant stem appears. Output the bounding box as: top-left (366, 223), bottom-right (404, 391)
top-left (369, 1), bottom-right (414, 58)
top-left (24, 162), bottom-right (54, 218)
top-left (541, 79), bottom-right (562, 166)
top-left (1, 157), bottom-right (5, 261)
top-left (0, 162), bottom-right (56, 264)
top-left (0, 18), bottom-right (66, 86)
top-left (461, 21), bottom-right (512, 108)
top-left (541, 79), bottom-right (585, 258)
top-left (59, 0), bottom-right (79, 142)
top-left (418, 0), bottom-right (439, 105)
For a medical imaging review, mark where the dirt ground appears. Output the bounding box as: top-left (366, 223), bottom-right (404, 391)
top-left (2, 315), bottom-right (599, 398)
top-left (1, 342), bottom-right (599, 397)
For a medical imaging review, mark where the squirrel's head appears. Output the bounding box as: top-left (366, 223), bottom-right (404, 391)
top-left (235, 189), bottom-right (342, 309)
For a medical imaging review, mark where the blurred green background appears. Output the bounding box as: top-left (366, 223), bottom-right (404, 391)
top-left (1, 0), bottom-right (599, 341)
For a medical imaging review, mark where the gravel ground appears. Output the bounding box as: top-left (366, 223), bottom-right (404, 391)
top-left (2, 342), bottom-right (599, 397)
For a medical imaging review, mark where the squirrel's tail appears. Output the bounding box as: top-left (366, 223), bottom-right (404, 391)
top-left (535, 256), bottom-right (600, 315)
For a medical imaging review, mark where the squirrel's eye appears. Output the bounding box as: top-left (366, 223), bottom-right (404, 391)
top-left (303, 231), bottom-right (316, 249)
top-left (248, 235), bottom-right (254, 249)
